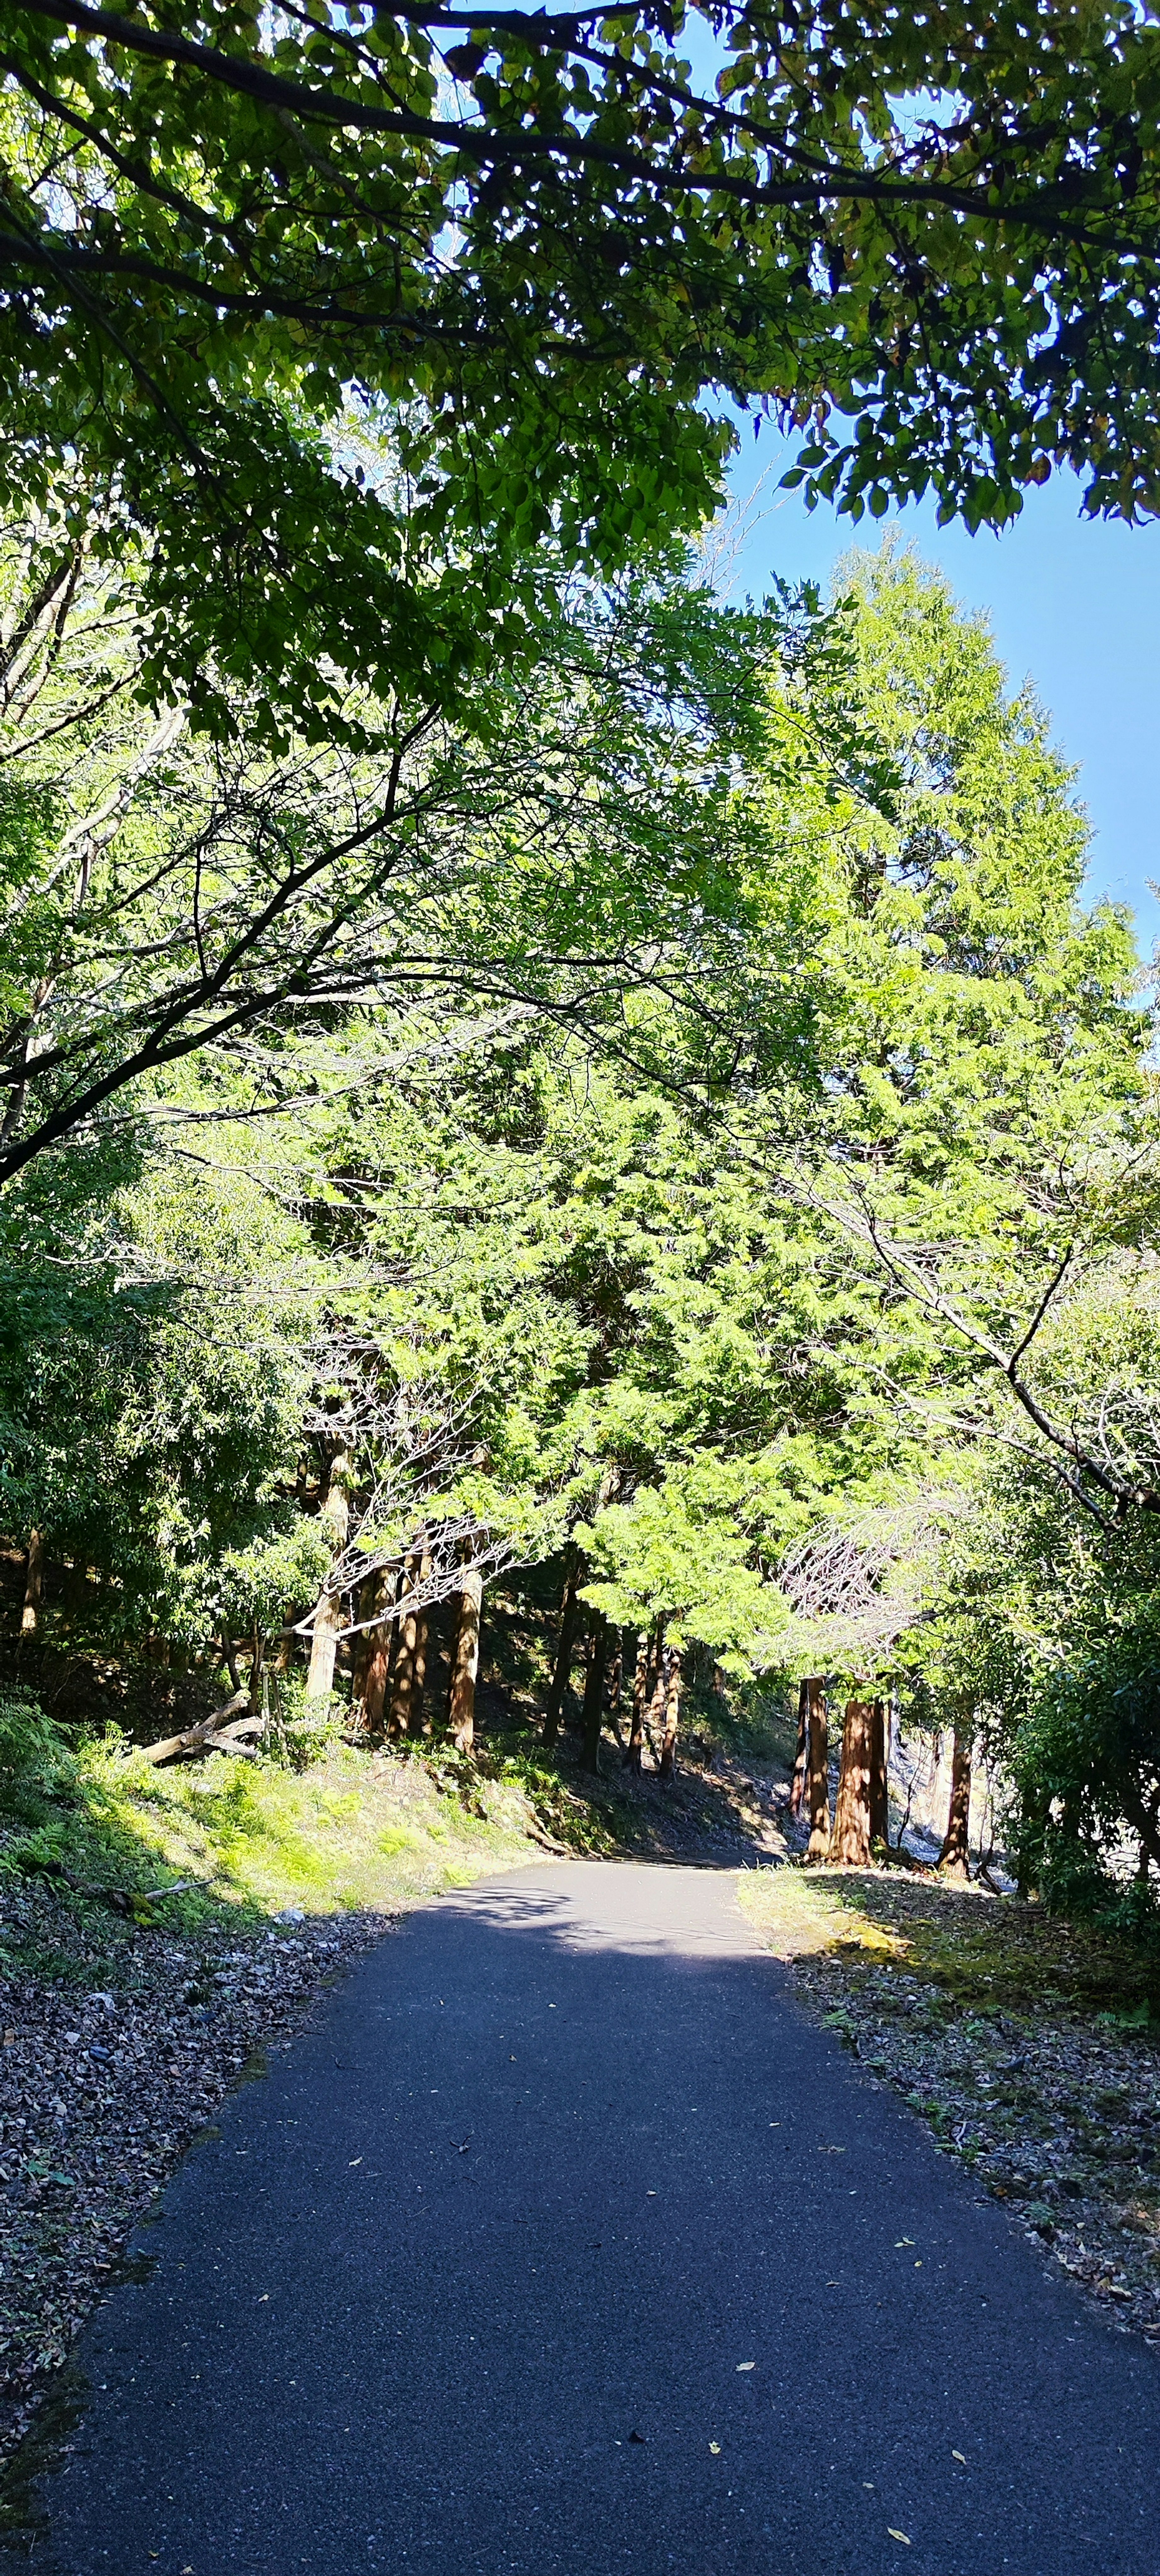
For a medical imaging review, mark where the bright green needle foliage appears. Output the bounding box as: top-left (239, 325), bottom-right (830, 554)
top-left (4, 4), bottom-right (1160, 730)
top-left (766, 544), bottom-right (1146, 1479)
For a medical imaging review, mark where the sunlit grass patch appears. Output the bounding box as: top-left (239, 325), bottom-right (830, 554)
top-left (736, 1863), bottom-right (910, 1962)
top-left (0, 1733), bottom-right (546, 1961)
top-left (739, 1857), bottom-right (1160, 2026)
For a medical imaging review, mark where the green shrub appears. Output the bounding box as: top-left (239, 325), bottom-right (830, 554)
top-left (0, 1691), bottom-right (76, 1823)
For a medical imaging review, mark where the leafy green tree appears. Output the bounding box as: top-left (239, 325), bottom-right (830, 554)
top-left (766, 540), bottom-right (1148, 1519)
top-left (5, 3), bottom-right (1160, 729)
top-left (1, 511), bottom-right (835, 1184)
top-left (0, 1134), bottom-right (322, 1644)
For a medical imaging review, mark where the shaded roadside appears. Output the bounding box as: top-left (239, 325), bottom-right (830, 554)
top-left (740, 1863), bottom-right (1160, 2348)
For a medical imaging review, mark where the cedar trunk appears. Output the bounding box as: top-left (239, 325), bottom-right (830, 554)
top-left (543, 1554), bottom-right (582, 1748)
top-left (607, 1635), bottom-right (624, 1746)
top-left (354, 1568), bottom-right (395, 1733)
top-left (306, 1593), bottom-right (344, 1702)
top-left (409, 1549), bottom-right (433, 1736)
top-left (831, 1697), bottom-right (874, 1866)
top-left (388, 1556), bottom-right (417, 1735)
top-left (869, 1696), bottom-right (889, 1846)
top-left (805, 1677), bottom-right (831, 1862)
top-left (20, 1529), bottom-right (43, 1638)
top-left (624, 1629), bottom-right (649, 1771)
top-left (938, 1723), bottom-right (973, 1879)
top-left (449, 1571), bottom-right (483, 1754)
top-left (644, 1630), bottom-right (667, 1764)
top-left (581, 1611), bottom-right (607, 1774)
top-left (789, 1678), bottom-right (809, 1818)
top-left (306, 1444), bottom-right (351, 1702)
top-left (658, 1648), bottom-right (682, 1781)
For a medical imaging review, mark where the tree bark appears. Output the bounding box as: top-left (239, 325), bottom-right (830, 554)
top-left (869, 1695), bottom-right (889, 1846)
top-left (805, 1677), bottom-right (831, 1862)
top-left (607, 1633), bottom-right (624, 1747)
top-left (449, 1571), bottom-right (483, 1754)
top-left (353, 1567), bottom-right (395, 1733)
top-left (543, 1552), bottom-right (582, 1748)
top-left (306, 1594), bottom-right (344, 1704)
top-left (306, 1442), bottom-right (351, 1703)
top-left (644, 1630), bottom-right (667, 1765)
top-left (658, 1647), bottom-right (682, 1781)
top-left (20, 1528), bottom-right (43, 1638)
top-left (388, 1554), bottom-right (420, 1736)
top-left (938, 1722), bottom-right (973, 1879)
top-left (581, 1610), bottom-right (607, 1774)
top-left (831, 1697), bottom-right (874, 1866)
top-left (412, 1572), bottom-right (432, 1735)
top-left (624, 1629), bottom-right (649, 1772)
top-left (789, 1678), bottom-right (809, 1817)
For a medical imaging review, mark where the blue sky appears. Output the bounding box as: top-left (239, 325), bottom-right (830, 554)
top-left (720, 438), bottom-right (1160, 963)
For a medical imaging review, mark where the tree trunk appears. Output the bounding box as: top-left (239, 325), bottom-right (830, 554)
top-left (581, 1610), bottom-right (607, 1774)
top-left (658, 1647), bottom-right (682, 1781)
top-left (938, 1722), bottom-right (973, 1879)
top-left (644, 1631), bottom-right (667, 1765)
top-left (805, 1677), bottom-right (831, 1862)
top-left (607, 1634), bottom-right (624, 1747)
top-left (306, 1442), bottom-right (351, 1703)
top-left (543, 1552), bottom-right (582, 1748)
top-left (20, 1529), bottom-right (43, 1638)
top-left (449, 1571), bottom-right (483, 1754)
top-left (831, 1697), bottom-right (874, 1866)
top-left (353, 1567), bottom-right (395, 1732)
top-left (789, 1678), bottom-right (809, 1817)
top-left (869, 1695), bottom-right (889, 1846)
top-left (410, 1551), bottom-right (433, 1737)
top-left (306, 1594), bottom-right (344, 1703)
top-left (624, 1629), bottom-right (649, 1772)
top-left (389, 1553), bottom-right (420, 1736)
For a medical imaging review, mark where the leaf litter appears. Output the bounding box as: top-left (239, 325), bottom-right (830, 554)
top-left (0, 1863), bottom-right (389, 2477)
top-left (740, 1863), bottom-right (1160, 2351)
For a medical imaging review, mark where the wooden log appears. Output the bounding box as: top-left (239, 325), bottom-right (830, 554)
top-left (140, 1692), bottom-right (248, 1764)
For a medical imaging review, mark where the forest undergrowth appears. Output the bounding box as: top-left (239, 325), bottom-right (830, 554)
top-left (741, 1866), bottom-right (1160, 2351)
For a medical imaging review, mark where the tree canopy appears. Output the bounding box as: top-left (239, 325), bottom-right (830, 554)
top-left (2, 493), bottom-right (1159, 1916)
top-left (6, 3), bottom-right (1160, 727)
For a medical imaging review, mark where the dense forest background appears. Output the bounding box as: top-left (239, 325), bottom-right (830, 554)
top-left (3, 498), bottom-right (1158, 1922)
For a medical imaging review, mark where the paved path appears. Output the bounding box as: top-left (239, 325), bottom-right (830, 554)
top-left (28, 1863), bottom-right (1160, 2574)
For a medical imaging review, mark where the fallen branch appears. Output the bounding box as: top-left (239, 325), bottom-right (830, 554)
top-left (140, 1693), bottom-right (249, 1765)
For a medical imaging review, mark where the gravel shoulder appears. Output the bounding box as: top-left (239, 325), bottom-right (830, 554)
top-left (739, 1859), bottom-right (1160, 2349)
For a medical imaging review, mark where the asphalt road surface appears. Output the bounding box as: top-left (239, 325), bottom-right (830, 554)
top-left (25, 1862), bottom-right (1160, 2574)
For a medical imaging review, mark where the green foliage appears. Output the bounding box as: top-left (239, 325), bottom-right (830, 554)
top-left (0, 1148), bottom-right (317, 1642)
top-left (0, 1691), bottom-right (76, 1824)
top-left (4, 4), bottom-right (1160, 743)
top-left (0, 524), bottom-right (1155, 1939)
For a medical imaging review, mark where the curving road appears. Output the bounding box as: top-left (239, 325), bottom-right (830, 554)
top-left (27, 1863), bottom-right (1160, 2573)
